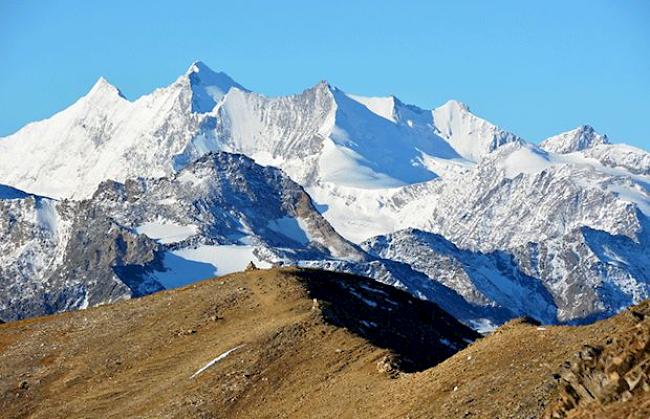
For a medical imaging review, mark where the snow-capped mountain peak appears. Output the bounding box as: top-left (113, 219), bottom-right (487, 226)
top-left (540, 124), bottom-right (610, 154)
top-left (432, 99), bottom-right (523, 162)
top-left (185, 60), bottom-right (211, 75)
top-left (84, 77), bottom-right (127, 104)
top-left (441, 99), bottom-right (471, 112)
top-left (183, 60), bottom-right (247, 112)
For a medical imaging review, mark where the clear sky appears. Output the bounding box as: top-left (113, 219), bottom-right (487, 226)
top-left (1, 0), bottom-right (649, 148)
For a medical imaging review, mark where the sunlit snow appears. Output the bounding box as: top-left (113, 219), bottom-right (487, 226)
top-left (135, 222), bottom-right (198, 244)
top-left (151, 245), bottom-right (271, 289)
top-left (190, 344), bottom-right (246, 379)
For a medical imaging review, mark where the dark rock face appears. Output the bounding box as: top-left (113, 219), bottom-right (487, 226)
top-left (50, 209), bottom-right (165, 302)
top-left (301, 257), bottom-right (516, 330)
top-left (91, 152), bottom-right (365, 262)
top-left (0, 198), bottom-right (165, 321)
top-left (545, 302), bottom-right (650, 418)
top-left (0, 153), bottom-right (365, 321)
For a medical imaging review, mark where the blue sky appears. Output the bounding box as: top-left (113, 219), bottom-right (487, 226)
top-left (1, 0), bottom-right (649, 148)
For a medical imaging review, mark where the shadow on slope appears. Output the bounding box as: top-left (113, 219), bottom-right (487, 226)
top-left (292, 268), bottom-right (480, 373)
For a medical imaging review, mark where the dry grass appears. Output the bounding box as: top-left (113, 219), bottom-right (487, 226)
top-left (0, 268), bottom-right (646, 418)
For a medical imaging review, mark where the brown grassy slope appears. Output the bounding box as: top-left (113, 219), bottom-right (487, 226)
top-left (0, 267), bottom-right (647, 419)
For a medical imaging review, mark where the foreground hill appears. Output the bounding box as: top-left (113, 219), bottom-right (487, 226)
top-left (1, 268), bottom-right (647, 418)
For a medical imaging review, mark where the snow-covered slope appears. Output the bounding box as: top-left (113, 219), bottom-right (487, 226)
top-left (94, 152), bottom-right (366, 264)
top-left (581, 144), bottom-right (650, 176)
top-left (0, 151), bottom-right (514, 328)
top-left (0, 186), bottom-right (161, 320)
top-left (362, 229), bottom-right (558, 324)
top-left (511, 225), bottom-right (650, 322)
top-left (0, 65), bottom-right (441, 198)
top-left (0, 61), bottom-right (522, 244)
top-left (346, 142), bottom-right (650, 322)
top-left (175, 82), bottom-right (470, 190)
top-left (358, 142), bottom-right (650, 250)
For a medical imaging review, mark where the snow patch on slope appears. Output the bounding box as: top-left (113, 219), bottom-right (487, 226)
top-left (501, 146), bottom-right (554, 178)
top-left (152, 245), bottom-right (272, 289)
top-left (135, 222), bottom-right (198, 244)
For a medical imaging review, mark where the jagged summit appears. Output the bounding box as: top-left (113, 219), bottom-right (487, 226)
top-left (540, 124), bottom-right (610, 154)
top-left (315, 79), bottom-right (332, 89)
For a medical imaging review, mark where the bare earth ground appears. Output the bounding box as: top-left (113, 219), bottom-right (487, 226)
top-left (0, 267), bottom-right (647, 418)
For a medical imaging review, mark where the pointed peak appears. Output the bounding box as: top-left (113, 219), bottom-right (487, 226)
top-left (575, 124), bottom-right (609, 142)
top-left (180, 60), bottom-right (248, 113)
top-left (540, 124), bottom-right (610, 154)
top-left (574, 124), bottom-right (609, 142)
top-left (315, 79), bottom-right (335, 91)
top-left (87, 77), bottom-right (126, 100)
top-left (186, 60), bottom-right (214, 76)
top-left (441, 99), bottom-right (471, 112)
top-left (304, 80), bottom-right (338, 98)
top-left (183, 60), bottom-right (244, 90)
top-left (94, 76), bottom-right (110, 86)
top-left (569, 124), bottom-right (596, 136)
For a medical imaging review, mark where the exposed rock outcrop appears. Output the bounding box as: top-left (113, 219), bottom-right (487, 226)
top-left (546, 302), bottom-right (650, 418)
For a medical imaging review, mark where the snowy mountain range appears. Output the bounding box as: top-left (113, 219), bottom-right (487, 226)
top-left (1, 61), bottom-right (648, 329)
